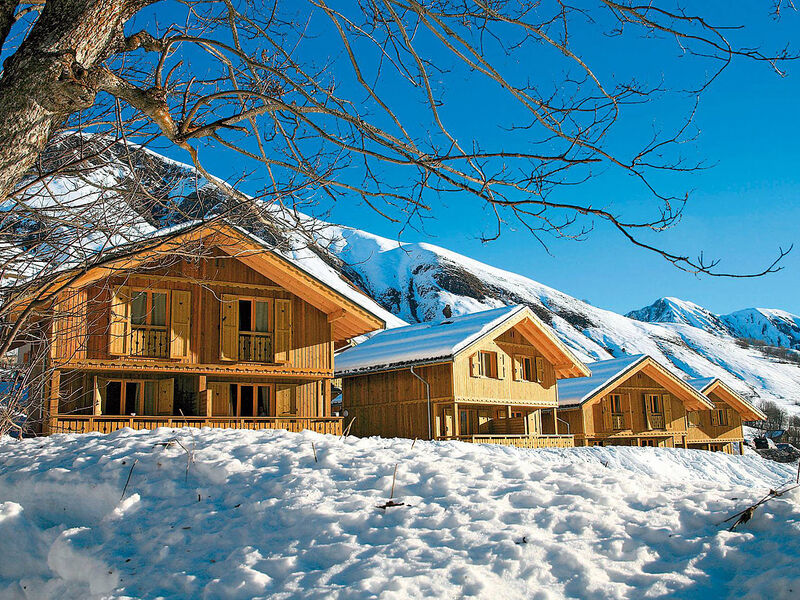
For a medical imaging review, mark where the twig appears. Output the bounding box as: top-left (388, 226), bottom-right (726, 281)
top-left (411, 438), bottom-right (417, 449)
top-left (340, 416), bottom-right (356, 440)
top-left (121, 458), bottom-right (138, 501)
top-left (722, 483), bottom-right (800, 531)
top-left (390, 463), bottom-right (398, 499)
top-left (311, 442), bottom-right (318, 463)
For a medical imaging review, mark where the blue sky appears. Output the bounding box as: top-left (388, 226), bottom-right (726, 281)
top-left (140, 3), bottom-right (800, 317)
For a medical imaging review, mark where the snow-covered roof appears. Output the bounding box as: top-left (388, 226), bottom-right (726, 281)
top-left (686, 377), bottom-right (717, 393)
top-left (335, 304), bottom-right (591, 377)
top-left (557, 355), bottom-right (647, 408)
top-left (335, 305), bottom-right (525, 375)
top-left (557, 354), bottom-right (714, 410)
top-left (687, 377), bottom-right (767, 421)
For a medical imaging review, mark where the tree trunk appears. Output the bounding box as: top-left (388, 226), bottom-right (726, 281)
top-left (0, 0), bottom-right (154, 201)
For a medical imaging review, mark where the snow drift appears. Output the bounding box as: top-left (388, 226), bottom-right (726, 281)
top-left (0, 429), bottom-right (798, 599)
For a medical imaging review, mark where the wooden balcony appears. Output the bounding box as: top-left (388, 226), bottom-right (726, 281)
top-left (49, 415), bottom-right (343, 436)
top-left (612, 414), bottom-right (625, 430)
top-left (131, 327), bottom-right (168, 358)
top-left (443, 434), bottom-right (574, 449)
top-left (239, 332), bottom-right (273, 362)
top-left (649, 414), bottom-right (665, 430)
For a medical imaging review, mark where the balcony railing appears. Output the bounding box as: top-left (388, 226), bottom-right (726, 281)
top-left (441, 434), bottom-right (574, 449)
top-left (131, 327), bottom-right (168, 358)
top-left (612, 414), bottom-right (625, 430)
top-left (649, 413), bottom-right (665, 430)
top-left (49, 415), bottom-right (342, 436)
top-left (239, 332), bottom-right (273, 363)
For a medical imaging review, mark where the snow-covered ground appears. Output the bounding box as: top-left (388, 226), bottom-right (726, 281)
top-left (1, 429), bottom-right (798, 599)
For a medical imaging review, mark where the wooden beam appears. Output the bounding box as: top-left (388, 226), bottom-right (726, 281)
top-left (327, 308), bottom-right (347, 323)
top-left (93, 375), bottom-right (101, 415)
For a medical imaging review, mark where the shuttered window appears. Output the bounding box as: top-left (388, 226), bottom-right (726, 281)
top-left (221, 295), bottom-right (287, 363)
top-left (109, 287), bottom-right (190, 359)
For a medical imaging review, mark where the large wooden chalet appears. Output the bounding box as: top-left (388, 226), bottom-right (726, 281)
top-left (685, 377), bottom-right (766, 453)
top-left (557, 355), bottom-right (715, 448)
top-left (335, 305), bottom-right (591, 448)
top-left (17, 223), bottom-right (385, 435)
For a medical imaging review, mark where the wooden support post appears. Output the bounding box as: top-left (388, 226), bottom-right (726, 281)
top-left (198, 375), bottom-right (210, 417)
top-left (93, 375), bottom-right (102, 415)
top-left (552, 407), bottom-right (558, 435)
top-left (453, 402), bottom-right (460, 437)
top-left (739, 442), bottom-right (744, 455)
top-left (324, 379), bottom-right (331, 418)
top-left (47, 370), bottom-right (61, 433)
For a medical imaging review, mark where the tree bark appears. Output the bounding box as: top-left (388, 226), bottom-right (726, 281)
top-left (0, 0), bottom-right (155, 201)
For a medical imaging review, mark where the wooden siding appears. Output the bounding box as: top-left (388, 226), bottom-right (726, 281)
top-left (686, 389), bottom-right (744, 443)
top-left (563, 370), bottom-right (692, 446)
top-left (452, 324), bottom-right (558, 406)
top-left (55, 252), bottom-right (332, 373)
top-left (341, 363), bottom-right (452, 439)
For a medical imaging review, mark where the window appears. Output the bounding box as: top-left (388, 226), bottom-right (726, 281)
top-left (129, 289), bottom-right (169, 358)
top-left (715, 408), bottom-right (729, 426)
top-left (228, 384), bottom-right (274, 417)
top-left (646, 394), bottom-right (662, 414)
top-left (610, 394), bottom-right (623, 415)
top-left (221, 296), bottom-right (289, 363)
top-left (102, 379), bottom-right (173, 415)
top-left (522, 356), bottom-right (534, 381)
top-left (238, 299), bottom-right (270, 333)
top-left (472, 351), bottom-right (499, 378)
top-left (687, 411), bottom-right (701, 427)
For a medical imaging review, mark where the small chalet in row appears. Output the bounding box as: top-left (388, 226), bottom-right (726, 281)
top-left (14, 222), bottom-right (385, 435)
top-left (557, 355), bottom-right (762, 452)
top-left (335, 305), bottom-right (591, 448)
top-left (686, 377), bottom-right (767, 453)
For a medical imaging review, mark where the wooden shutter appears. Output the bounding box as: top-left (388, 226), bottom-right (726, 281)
top-left (621, 393), bottom-right (631, 429)
top-left (512, 356), bottom-right (522, 381)
top-left (498, 353), bottom-right (506, 379)
top-left (535, 356), bottom-right (545, 383)
top-left (663, 394), bottom-right (673, 429)
top-left (220, 294), bottom-right (239, 361)
top-left (109, 285), bottom-right (131, 355)
top-left (274, 298), bottom-right (292, 363)
top-left (209, 382), bottom-right (232, 416)
top-left (169, 290), bottom-right (191, 359)
top-left (470, 353), bottom-right (480, 377)
top-left (643, 395), bottom-right (653, 430)
top-left (276, 384), bottom-right (296, 416)
top-left (156, 379), bottom-right (174, 415)
top-left (601, 397), bottom-right (612, 431)
top-left (710, 409), bottom-right (719, 426)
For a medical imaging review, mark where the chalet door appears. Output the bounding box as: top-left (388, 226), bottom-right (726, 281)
top-left (209, 382), bottom-right (232, 416)
top-left (441, 408), bottom-right (454, 437)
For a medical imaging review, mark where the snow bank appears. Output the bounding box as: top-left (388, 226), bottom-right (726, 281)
top-left (1, 429), bottom-right (798, 599)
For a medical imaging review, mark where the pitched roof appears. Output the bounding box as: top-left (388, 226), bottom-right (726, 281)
top-left (9, 220), bottom-right (386, 341)
top-left (335, 304), bottom-right (591, 378)
top-left (557, 354), bottom-right (714, 410)
top-left (687, 377), bottom-right (767, 421)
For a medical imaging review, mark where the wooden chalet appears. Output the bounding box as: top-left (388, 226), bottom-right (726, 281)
top-left (335, 305), bottom-right (591, 448)
top-left (557, 355), bottom-right (715, 448)
top-left (685, 377), bottom-right (767, 454)
top-left (16, 222), bottom-right (385, 435)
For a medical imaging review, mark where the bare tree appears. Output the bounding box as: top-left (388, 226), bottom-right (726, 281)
top-left (0, 2), bottom-right (798, 435)
top-left (0, 1), bottom-right (796, 274)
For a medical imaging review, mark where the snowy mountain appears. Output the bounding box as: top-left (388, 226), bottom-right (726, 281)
top-left (10, 137), bottom-right (800, 415)
top-left (628, 297), bottom-right (800, 351)
top-left (625, 297), bottom-right (729, 333)
top-left (722, 308), bottom-right (800, 350)
top-left (314, 226), bottom-right (800, 414)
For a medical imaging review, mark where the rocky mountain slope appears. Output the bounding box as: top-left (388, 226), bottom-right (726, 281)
top-left (309, 225), bottom-right (800, 414)
top-left (9, 137), bottom-right (800, 414)
top-left (627, 298), bottom-right (800, 351)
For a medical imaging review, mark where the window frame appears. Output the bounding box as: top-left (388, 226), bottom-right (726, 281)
top-left (476, 350), bottom-right (499, 379)
top-left (130, 288), bottom-right (170, 330)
